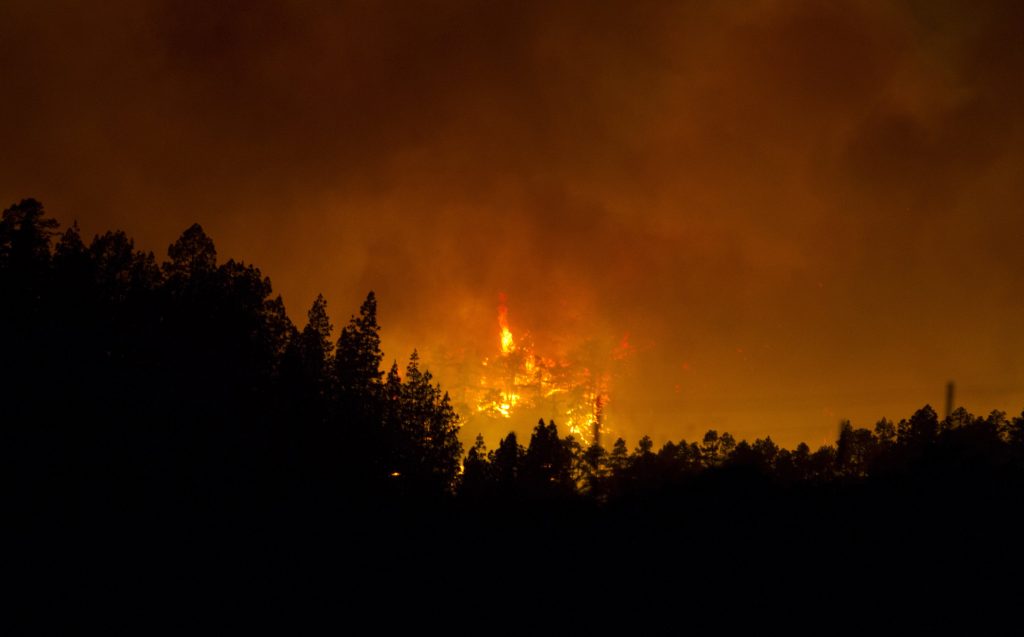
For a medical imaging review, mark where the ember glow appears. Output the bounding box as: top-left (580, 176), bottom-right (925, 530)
top-left (465, 295), bottom-right (618, 447)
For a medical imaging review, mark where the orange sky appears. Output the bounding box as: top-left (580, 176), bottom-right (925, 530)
top-left (2, 0), bottom-right (1022, 448)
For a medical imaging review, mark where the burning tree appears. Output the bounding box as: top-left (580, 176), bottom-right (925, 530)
top-left (467, 294), bottom-right (627, 447)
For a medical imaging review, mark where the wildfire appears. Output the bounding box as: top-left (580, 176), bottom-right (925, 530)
top-left (468, 294), bottom-right (628, 447)
top-left (498, 293), bottom-right (515, 354)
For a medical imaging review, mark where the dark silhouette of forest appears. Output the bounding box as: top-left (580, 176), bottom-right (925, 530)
top-left (6, 198), bottom-right (1024, 614)
top-left (3, 198), bottom-right (465, 512)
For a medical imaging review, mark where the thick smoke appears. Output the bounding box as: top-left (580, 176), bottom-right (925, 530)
top-left (2, 0), bottom-right (1021, 446)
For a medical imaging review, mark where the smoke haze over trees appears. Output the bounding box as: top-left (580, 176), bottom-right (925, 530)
top-left (5, 199), bottom-right (1024, 621)
top-left (5, 0), bottom-right (1023, 451)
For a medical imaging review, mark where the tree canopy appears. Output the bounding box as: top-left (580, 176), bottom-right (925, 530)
top-left (5, 198), bottom-right (1024, 564)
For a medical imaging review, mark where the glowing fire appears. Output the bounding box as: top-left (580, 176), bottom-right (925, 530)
top-left (498, 294), bottom-right (515, 354)
top-left (467, 294), bottom-right (627, 447)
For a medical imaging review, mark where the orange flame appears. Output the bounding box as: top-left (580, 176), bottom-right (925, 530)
top-left (498, 292), bottom-right (515, 354)
top-left (465, 294), bottom-right (627, 447)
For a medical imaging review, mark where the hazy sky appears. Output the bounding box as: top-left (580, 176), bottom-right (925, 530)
top-left (3, 0), bottom-right (1022, 448)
